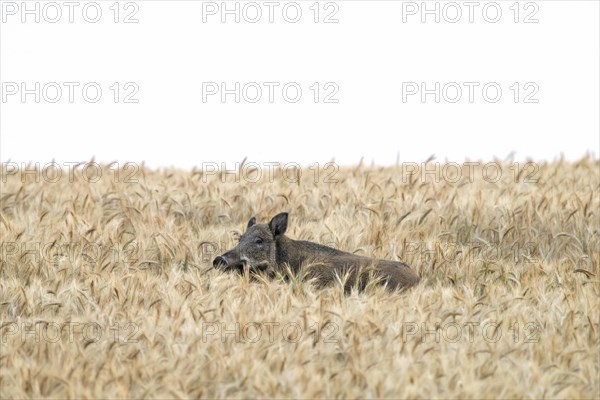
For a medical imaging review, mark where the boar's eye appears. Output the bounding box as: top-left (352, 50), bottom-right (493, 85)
top-left (254, 238), bottom-right (264, 245)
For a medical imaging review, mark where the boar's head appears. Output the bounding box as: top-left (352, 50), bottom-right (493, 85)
top-left (213, 212), bottom-right (288, 272)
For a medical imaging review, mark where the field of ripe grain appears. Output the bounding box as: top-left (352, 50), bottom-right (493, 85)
top-left (1, 158), bottom-right (599, 399)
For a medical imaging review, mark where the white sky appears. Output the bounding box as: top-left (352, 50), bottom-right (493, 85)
top-left (1, 0), bottom-right (599, 169)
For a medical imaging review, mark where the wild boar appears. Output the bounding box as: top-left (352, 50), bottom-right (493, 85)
top-left (213, 212), bottom-right (420, 291)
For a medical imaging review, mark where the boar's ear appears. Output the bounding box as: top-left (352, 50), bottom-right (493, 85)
top-left (269, 212), bottom-right (288, 237)
top-left (247, 217), bottom-right (257, 229)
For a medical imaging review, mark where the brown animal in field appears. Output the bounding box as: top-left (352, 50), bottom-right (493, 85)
top-left (213, 212), bottom-right (420, 292)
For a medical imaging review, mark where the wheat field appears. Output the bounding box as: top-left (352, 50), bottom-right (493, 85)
top-left (0, 158), bottom-right (598, 399)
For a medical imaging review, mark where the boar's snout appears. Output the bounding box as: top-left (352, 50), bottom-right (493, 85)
top-left (212, 250), bottom-right (244, 270)
top-left (212, 256), bottom-right (226, 268)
